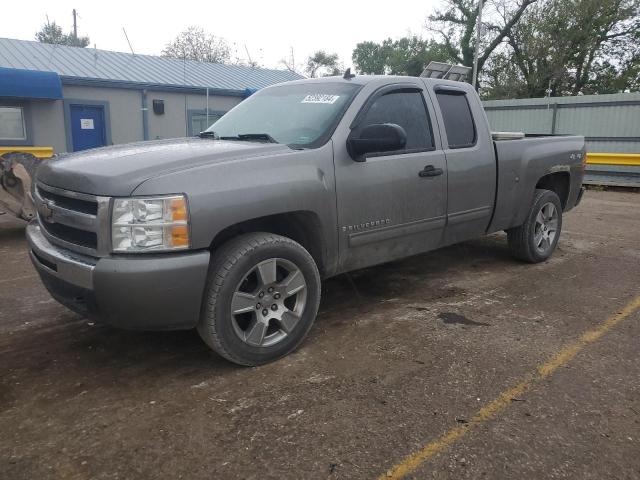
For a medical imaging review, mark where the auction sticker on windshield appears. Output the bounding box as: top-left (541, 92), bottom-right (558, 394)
top-left (301, 94), bottom-right (340, 104)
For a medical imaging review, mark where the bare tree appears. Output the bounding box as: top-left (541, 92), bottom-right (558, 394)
top-left (162, 27), bottom-right (231, 64)
top-left (427, 0), bottom-right (537, 74)
top-left (280, 47), bottom-right (302, 75)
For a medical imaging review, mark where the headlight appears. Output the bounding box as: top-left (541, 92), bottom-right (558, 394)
top-left (111, 195), bottom-right (190, 252)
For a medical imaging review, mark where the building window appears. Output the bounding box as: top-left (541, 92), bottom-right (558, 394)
top-left (188, 111), bottom-right (226, 136)
top-left (0, 106), bottom-right (27, 141)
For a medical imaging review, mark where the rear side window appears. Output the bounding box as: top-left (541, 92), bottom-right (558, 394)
top-left (357, 90), bottom-right (434, 151)
top-left (435, 90), bottom-right (476, 148)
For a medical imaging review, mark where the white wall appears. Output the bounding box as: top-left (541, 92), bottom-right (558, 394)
top-left (21, 85), bottom-right (243, 153)
top-left (29, 99), bottom-right (66, 153)
top-left (63, 85), bottom-right (144, 146)
top-left (147, 91), bottom-right (241, 140)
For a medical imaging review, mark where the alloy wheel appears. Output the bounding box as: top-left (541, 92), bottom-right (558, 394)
top-left (534, 202), bottom-right (559, 254)
top-left (230, 258), bottom-right (307, 347)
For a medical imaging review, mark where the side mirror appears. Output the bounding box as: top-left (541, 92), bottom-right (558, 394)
top-left (347, 123), bottom-right (407, 161)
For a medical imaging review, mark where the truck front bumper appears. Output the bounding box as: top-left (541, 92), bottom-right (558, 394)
top-left (26, 222), bottom-right (210, 330)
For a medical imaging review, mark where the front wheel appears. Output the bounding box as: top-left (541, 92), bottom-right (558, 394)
top-left (507, 189), bottom-right (563, 263)
top-left (198, 232), bottom-right (321, 366)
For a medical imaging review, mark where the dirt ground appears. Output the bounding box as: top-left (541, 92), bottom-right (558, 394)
top-left (1, 189), bottom-right (639, 480)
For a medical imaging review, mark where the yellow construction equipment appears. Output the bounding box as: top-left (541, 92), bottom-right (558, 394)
top-left (0, 147), bottom-right (54, 221)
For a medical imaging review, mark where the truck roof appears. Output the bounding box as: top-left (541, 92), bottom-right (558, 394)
top-left (273, 74), bottom-right (472, 91)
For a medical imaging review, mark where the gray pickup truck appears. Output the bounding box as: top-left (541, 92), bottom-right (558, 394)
top-left (27, 74), bottom-right (585, 365)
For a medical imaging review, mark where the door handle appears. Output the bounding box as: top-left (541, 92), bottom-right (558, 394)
top-left (419, 165), bottom-right (443, 177)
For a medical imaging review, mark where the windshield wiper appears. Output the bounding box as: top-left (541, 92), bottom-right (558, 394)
top-left (220, 133), bottom-right (278, 144)
top-left (198, 131), bottom-right (218, 139)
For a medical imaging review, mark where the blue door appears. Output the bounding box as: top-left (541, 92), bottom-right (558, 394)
top-left (70, 104), bottom-right (106, 151)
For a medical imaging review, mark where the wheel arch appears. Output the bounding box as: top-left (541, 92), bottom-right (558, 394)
top-left (536, 172), bottom-right (570, 210)
top-left (209, 211), bottom-right (327, 276)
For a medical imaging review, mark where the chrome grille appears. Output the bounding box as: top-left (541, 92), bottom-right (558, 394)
top-left (35, 182), bottom-right (111, 257)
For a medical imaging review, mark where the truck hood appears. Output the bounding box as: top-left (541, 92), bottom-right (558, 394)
top-left (37, 138), bottom-right (291, 196)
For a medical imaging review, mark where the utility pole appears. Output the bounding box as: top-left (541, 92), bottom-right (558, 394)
top-left (72, 9), bottom-right (78, 41)
top-left (472, 0), bottom-right (483, 90)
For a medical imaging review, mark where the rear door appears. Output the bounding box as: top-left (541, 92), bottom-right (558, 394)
top-left (334, 83), bottom-right (447, 271)
top-left (70, 104), bottom-right (106, 152)
top-left (430, 85), bottom-right (496, 244)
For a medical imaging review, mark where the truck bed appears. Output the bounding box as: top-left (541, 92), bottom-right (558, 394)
top-left (488, 134), bottom-right (586, 233)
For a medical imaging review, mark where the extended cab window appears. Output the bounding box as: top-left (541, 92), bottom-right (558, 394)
top-left (356, 90), bottom-right (434, 151)
top-left (435, 90), bottom-right (476, 148)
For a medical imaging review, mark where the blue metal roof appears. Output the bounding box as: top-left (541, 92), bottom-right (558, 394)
top-left (0, 38), bottom-right (303, 95)
top-left (0, 66), bottom-right (62, 99)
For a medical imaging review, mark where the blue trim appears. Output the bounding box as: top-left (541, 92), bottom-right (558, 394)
top-left (63, 99), bottom-right (112, 152)
top-left (60, 76), bottom-right (249, 97)
top-left (0, 67), bottom-right (62, 100)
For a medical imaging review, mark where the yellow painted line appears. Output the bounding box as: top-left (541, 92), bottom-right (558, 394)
top-left (0, 146), bottom-right (54, 159)
top-left (586, 152), bottom-right (640, 166)
top-left (380, 293), bottom-right (640, 480)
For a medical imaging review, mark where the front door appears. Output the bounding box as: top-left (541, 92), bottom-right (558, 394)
top-left (70, 104), bottom-right (106, 151)
top-left (335, 85), bottom-right (447, 272)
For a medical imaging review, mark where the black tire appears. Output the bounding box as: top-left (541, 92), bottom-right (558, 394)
top-left (198, 232), bottom-right (321, 366)
top-left (507, 189), bottom-right (563, 263)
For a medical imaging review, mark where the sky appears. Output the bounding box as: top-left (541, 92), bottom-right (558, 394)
top-left (2, 0), bottom-right (443, 72)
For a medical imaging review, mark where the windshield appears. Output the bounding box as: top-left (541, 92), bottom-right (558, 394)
top-left (205, 82), bottom-right (361, 147)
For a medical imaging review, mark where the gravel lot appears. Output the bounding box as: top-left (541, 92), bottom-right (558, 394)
top-left (1, 189), bottom-right (639, 479)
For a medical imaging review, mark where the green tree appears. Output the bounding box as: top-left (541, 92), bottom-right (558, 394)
top-left (487, 0), bottom-right (640, 98)
top-left (481, 52), bottom-right (531, 99)
top-left (352, 36), bottom-right (454, 76)
top-left (35, 20), bottom-right (89, 48)
top-left (563, 0), bottom-right (639, 94)
top-left (305, 51), bottom-right (341, 77)
top-left (351, 41), bottom-right (388, 74)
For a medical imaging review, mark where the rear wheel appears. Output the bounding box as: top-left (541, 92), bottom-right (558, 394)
top-left (507, 189), bottom-right (563, 263)
top-left (198, 232), bottom-right (321, 366)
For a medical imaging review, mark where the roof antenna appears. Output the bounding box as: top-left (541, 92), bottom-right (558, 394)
top-left (343, 68), bottom-right (355, 80)
top-left (244, 44), bottom-right (254, 68)
top-left (123, 28), bottom-right (135, 55)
